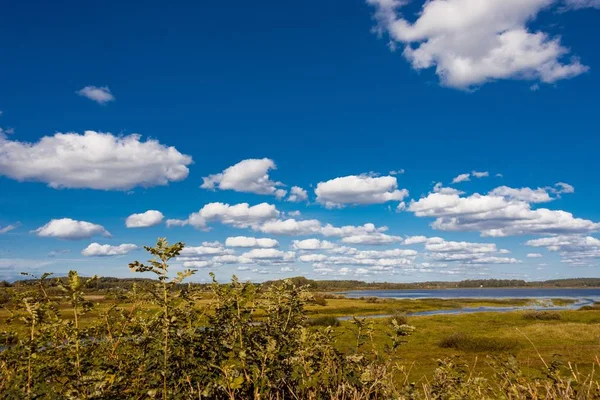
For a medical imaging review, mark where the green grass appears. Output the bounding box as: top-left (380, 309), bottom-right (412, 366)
top-left (328, 309), bottom-right (600, 380)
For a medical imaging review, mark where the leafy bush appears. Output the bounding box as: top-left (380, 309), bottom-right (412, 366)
top-left (305, 316), bottom-right (341, 327)
top-left (438, 332), bottom-right (519, 353)
top-left (0, 238), bottom-right (415, 399)
top-left (522, 310), bottom-right (562, 320)
top-left (311, 294), bottom-right (328, 306)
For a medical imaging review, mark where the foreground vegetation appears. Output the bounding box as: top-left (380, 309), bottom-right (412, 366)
top-left (1, 238), bottom-right (600, 399)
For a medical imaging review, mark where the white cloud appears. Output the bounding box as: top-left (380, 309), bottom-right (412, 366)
top-left (527, 253), bottom-right (543, 258)
top-left (423, 237), bottom-right (519, 265)
top-left (0, 131), bottom-right (192, 190)
top-left (201, 158), bottom-right (286, 198)
top-left (299, 254), bottom-right (329, 263)
top-left (225, 236), bottom-right (279, 248)
top-left (315, 174), bottom-right (408, 208)
top-left (489, 186), bottom-right (554, 203)
top-left (433, 182), bottom-right (464, 195)
top-left (368, 0), bottom-right (589, 88)
top-left (241, 248), bottom-right (296, 263)
top-left (389, 169), bottom-right (405, 175)
top-left (171, 202), bottom-right (280, 230)
top-left (299, 247), bottom-right (417, 276)
top-left (452, 173), bottom-right (471, 184)
top-left (291, 238), bottom-right (336, 250)
top-left (76, 86), bottom-right (115, 104)
top-left (403, 235), bottom-right (429, 245)
top-left (125, 210), bottom-right (164, 228)
top-left (182, 260), bottom-right (214, 268)
top-left (34, 218), bottom-right (111, 240)
top-left (562, 0), bottom-right (600, 9)
top-left (82, 243), bottom-right (137, 256)
top-left (180, 244), bottom-right (232, 257)
top-left (526, 235), bottom-right (600, 265)
top-left (258, 218), bottom-right (322, 236)
top-left (408, 191), bottom-right (600, 237)
top-left (472, 171), bottom-right (490, 178)
top-left (0, 222), bottom-right (20, 234)
top-left (287, 186), bottom-right (308, 202)
top-left (554, 182), bottom-right (575, 194)
top-left (340, 233), bottom-right (403, 245)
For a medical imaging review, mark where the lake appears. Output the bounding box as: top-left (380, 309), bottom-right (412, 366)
top-left (336, 288), bottom-right (600, 319)
top-left (340, 287), bottom-right (600, 300)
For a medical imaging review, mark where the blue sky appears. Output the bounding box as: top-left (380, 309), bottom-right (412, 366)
top-left (1, 0), bottom-right (599, 282)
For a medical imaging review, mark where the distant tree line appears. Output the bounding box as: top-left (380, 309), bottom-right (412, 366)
top-left (4, 275), bottom-right (600, 293)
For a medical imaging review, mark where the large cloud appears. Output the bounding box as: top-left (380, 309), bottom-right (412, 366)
top-left (291, 239), bottom-right (336, 250)
top-left (367, 0), bottom-right (588, 89)
top-left (33, 218), bottom-right (111, 240)
top-left (0, 131), bottom-right (192, 190)
top-left (82, 243), bottom-right (138, 256)
top-left (258, 219), bottom-right (323, 236)
top-left (526, 235), bottom-right (600, 265)
top-left (167, 202), bottom-right (280, 229)
top-left (422, 237), bottom-right (519, 265)
top-left (125, 210), bottom-right (164, 228)
top-left (408, 191), bottom-right (599, 237)
top-left (225, 236), bottom-right (279, 248)
top-left (201, 158), bottom-right (287, 198)
top-left (315, 175), bottom-right (408, 208)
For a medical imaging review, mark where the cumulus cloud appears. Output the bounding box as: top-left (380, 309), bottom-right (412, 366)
top-left (33, 218), bottom-right (111, 240)
top-left (408, 191), bottom-right (600, 237)
top-left (315, 174), bottom-right (408, 208)
top-left (82, 243), bottom-right (137, 256)
top-left (300, 245), bottom-right (418, 276)
top-left (0, 222), bottom-right (20, 234)
top-left (526, 235), bottom-right (600, 265)
top-left (0, 131), bottom-right (192, 190)
top-left (291, 238), bottom-right (336, 250)
top-left (201, 158), bottom-right (286, 198)
top-left (287, 186), bottom-right (308, 202)
top-left (76, 86), bottom-right (115, 104)
top-left (433, 182), bottom-right (464, 195)
top-left (423, 237), bottom-right (519, 265)
top-left (489, 183), bottom-right (574, 203)
top-left (179, 244), bottom-right (232, 257)
top-left (258, 218), bottom-right (323, 236)
top-left (367, 0), bottom-right (589, 89)
top-left (169, 202), bottom-right (280, 230)
top-left (125, 210), bottom-right (164, 228)
top-left (225, 236), bottom-right (279, 248)
top-left (403, 235), bottom-right (429, 245)
top-left (489, 186), bottom-right (554, 203)
top-left (182, 260), bottom-right (214, 268)
top-left (240, 248), bottom-right (296, 264)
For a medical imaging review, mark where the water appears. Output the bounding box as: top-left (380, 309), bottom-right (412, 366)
top-left (340, 287), bottom-right (600, 300)
top-left (336, 288), bottom-right (600, 320)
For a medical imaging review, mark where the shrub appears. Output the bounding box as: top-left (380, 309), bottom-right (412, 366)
top-left (305, 316), bottom-right (341, 327)
top-left (311, 294), bottom-right (328, 306)
top-left (522, 310), bottom-right (562, 320)
top-left (438, 332), bottom-right (519, 353)
top-left (387, 311), bottom-right (408, 326)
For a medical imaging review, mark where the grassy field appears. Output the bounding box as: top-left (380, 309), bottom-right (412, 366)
top-left (1, 290), bottom-right (597, 383)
